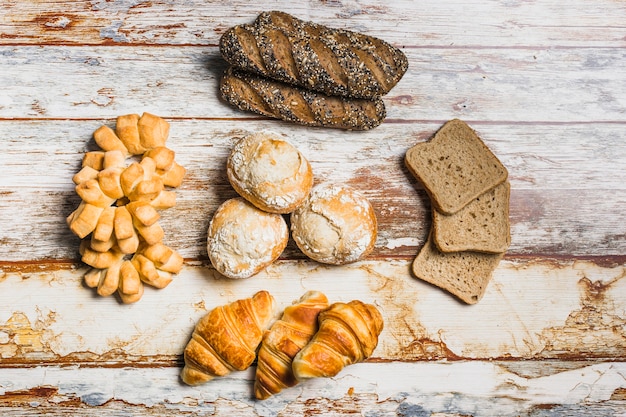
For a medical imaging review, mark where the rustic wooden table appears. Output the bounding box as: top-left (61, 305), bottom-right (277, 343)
top-left (1, 1), bottom-right (625, 416)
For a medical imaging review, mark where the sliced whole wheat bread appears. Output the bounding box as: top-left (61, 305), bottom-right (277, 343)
top-left (433, 181), bottom-right (511, 254)
top-left (412, 231), bottom-right (504, 304)
top-left (405, 119), bottom-right (508, 215)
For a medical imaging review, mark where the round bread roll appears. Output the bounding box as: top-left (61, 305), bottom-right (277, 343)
top-left (290, 184), bottom-right (377, 265)
top-left (207, 197), bottom-right (289, 279)
top-left (227, 132), bottom-right (313, 214)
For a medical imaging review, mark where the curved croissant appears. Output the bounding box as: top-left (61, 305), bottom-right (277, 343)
top-left (254, 291), bottom-right (329, 400)
top-left (181, 290), bottom-right (276, 386)
top-left (292, 300), bottom-right (383, 380)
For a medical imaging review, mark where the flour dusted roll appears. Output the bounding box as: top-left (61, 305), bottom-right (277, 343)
top-left (207, 197), bottom-right (289, 279)
top-left (227, 132), bottom-right (313, 214)
top-left (290, 184), bottom-right (377, 265)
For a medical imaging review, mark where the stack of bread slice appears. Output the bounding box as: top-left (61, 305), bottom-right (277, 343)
top-left (405, 119), bottom-right (510, 304)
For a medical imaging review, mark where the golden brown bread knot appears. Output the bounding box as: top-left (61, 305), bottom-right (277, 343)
top-left (181, 290), bottom-right (277, 386)
top-left (254, 291), bottom-right (329, 400)
top-left (292, 300), bottom-right (384, 380)
top-left (67, 113), bottom-right (186, 303)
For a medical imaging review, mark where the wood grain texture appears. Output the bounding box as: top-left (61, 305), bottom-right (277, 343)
top-left (0, 120), bottom-right (624, 261)
top-left (1, 0), bottom-right (625, 415)
top-left (1, 46), bottom-right (625, 122)
top-left (1, 0), bottom-right (625, 47)
top-left (1, 260), bottom-right (625, 365)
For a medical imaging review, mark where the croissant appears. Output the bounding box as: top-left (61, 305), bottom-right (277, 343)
top-left (292, 300), bottom-right (384, 380)
top-left (254, 291), bottom-right (329, 400)
top-left (181, 290), bottom-right (277, 386)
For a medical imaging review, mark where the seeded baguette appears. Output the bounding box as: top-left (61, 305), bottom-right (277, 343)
top-left (220, 67), bottom-right (386, 130)
top-left (220, 11), bottom-right (408, 99)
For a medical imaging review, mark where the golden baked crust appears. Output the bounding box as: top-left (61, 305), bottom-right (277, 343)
top-left (292, 300), bottom-right (383, 380)
top-left (227, 132), bottom-right (313, 214)
top-left (181, 291), bottom-right (277, 386)
top-left (207, 197), bottom-right (289, 279)
top-left (254, 291), bottom-right (329, 399)
top-left (67, 113), bottom-right (186, 303)
top-left (290, 184), bottom-right (377, 265)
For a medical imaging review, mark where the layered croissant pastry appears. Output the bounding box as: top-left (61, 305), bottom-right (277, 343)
top-left (180, 291), bottom-right (384, 398)
top-left (181, 290), bottom-right (276, 385)
top-left (254, 291), bottom-right (329, 399)
top-left (292, 300), bottom-right (384, 381)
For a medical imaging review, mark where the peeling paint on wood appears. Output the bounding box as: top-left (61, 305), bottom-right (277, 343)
top-left (0, 260), bottom-right (624, 366)
top-left (1, 362), bottom-right (625, 416)
top-left (1, 0), bottom-right (625, 415)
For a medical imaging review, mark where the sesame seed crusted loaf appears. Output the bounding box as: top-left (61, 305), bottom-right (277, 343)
top-left (405, 119), bottom-right (509, 215)
top-left (432, 181), bottom-right (511, 254)
top-left (220, 67), bottom-right (386, 130)
top-left (412, 232), bottom-right (504, 304)
top-left (220, 11), bottom-right (408, 100)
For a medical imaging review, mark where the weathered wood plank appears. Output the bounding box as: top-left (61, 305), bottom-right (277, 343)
top-left (1, 0), bottom-right (624, 47)
top-left (1, 46), bottom-right (625, 122)
top-left (1, 259), bottom-right (624, 364)
top-left (1, 361), bottom-right (625, 416)
top-left (0, 120), bottom-right (624, 261)
top-left (1, 1), bottom-right (625, 415)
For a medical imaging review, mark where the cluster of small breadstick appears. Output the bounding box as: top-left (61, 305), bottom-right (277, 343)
top-left (67, 113), bottom-right (186, 303)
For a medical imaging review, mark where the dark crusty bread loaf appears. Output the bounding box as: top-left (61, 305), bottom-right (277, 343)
top-left (405, 119), bottom-right (508, 215)
top-left (220, 67), bottom-right (386, 130)
top-left (412, 232), bottom-right (504, 304)
top-left (433, 181), bottom-right (511, 254)
top-left (220, 11), bottom-right (408, 99)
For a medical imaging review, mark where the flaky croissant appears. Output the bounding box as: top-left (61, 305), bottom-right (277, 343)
top-left (181, 290), bottom-right (277, 386)
top-left (292, 300), bottom-right (383, 380)
top-left (254, 291), bottom-right (329, 400)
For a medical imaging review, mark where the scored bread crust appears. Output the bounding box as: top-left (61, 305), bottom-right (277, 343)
top-left (207, 197), bottom-right (289, 279)
top-left (405, 119), bottom-right (508, 215)
top-left (290, 184), bottom-right (377, 265)
top-left (227, 132), bottom-right (313, 214)
top-left (220, 67), bottom-right (386, 130)
top-left (433, 181), bottom-right (511, 254)
top-left (220, 10), bottom-right (408, 100)
top-left (411, 232), bottom-right (504, 304)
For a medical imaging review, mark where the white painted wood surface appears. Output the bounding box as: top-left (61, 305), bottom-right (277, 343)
top-left (1, 1), bottom-right (625, 415)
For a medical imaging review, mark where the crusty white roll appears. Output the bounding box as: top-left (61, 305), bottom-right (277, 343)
top-left (290, 184), bottom-right (377, 265)
top-left (207, 197), bottom-right (289, 279)
top-left (227, 132), bottom-right (313, 214)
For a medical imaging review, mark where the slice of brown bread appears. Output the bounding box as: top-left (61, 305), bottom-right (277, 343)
top-left (412, 232), bottom-right (504, 304)
top-left (433, 181), bottom-right (511, 254)
top-left (405, 119), bottom-right (508, 215)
